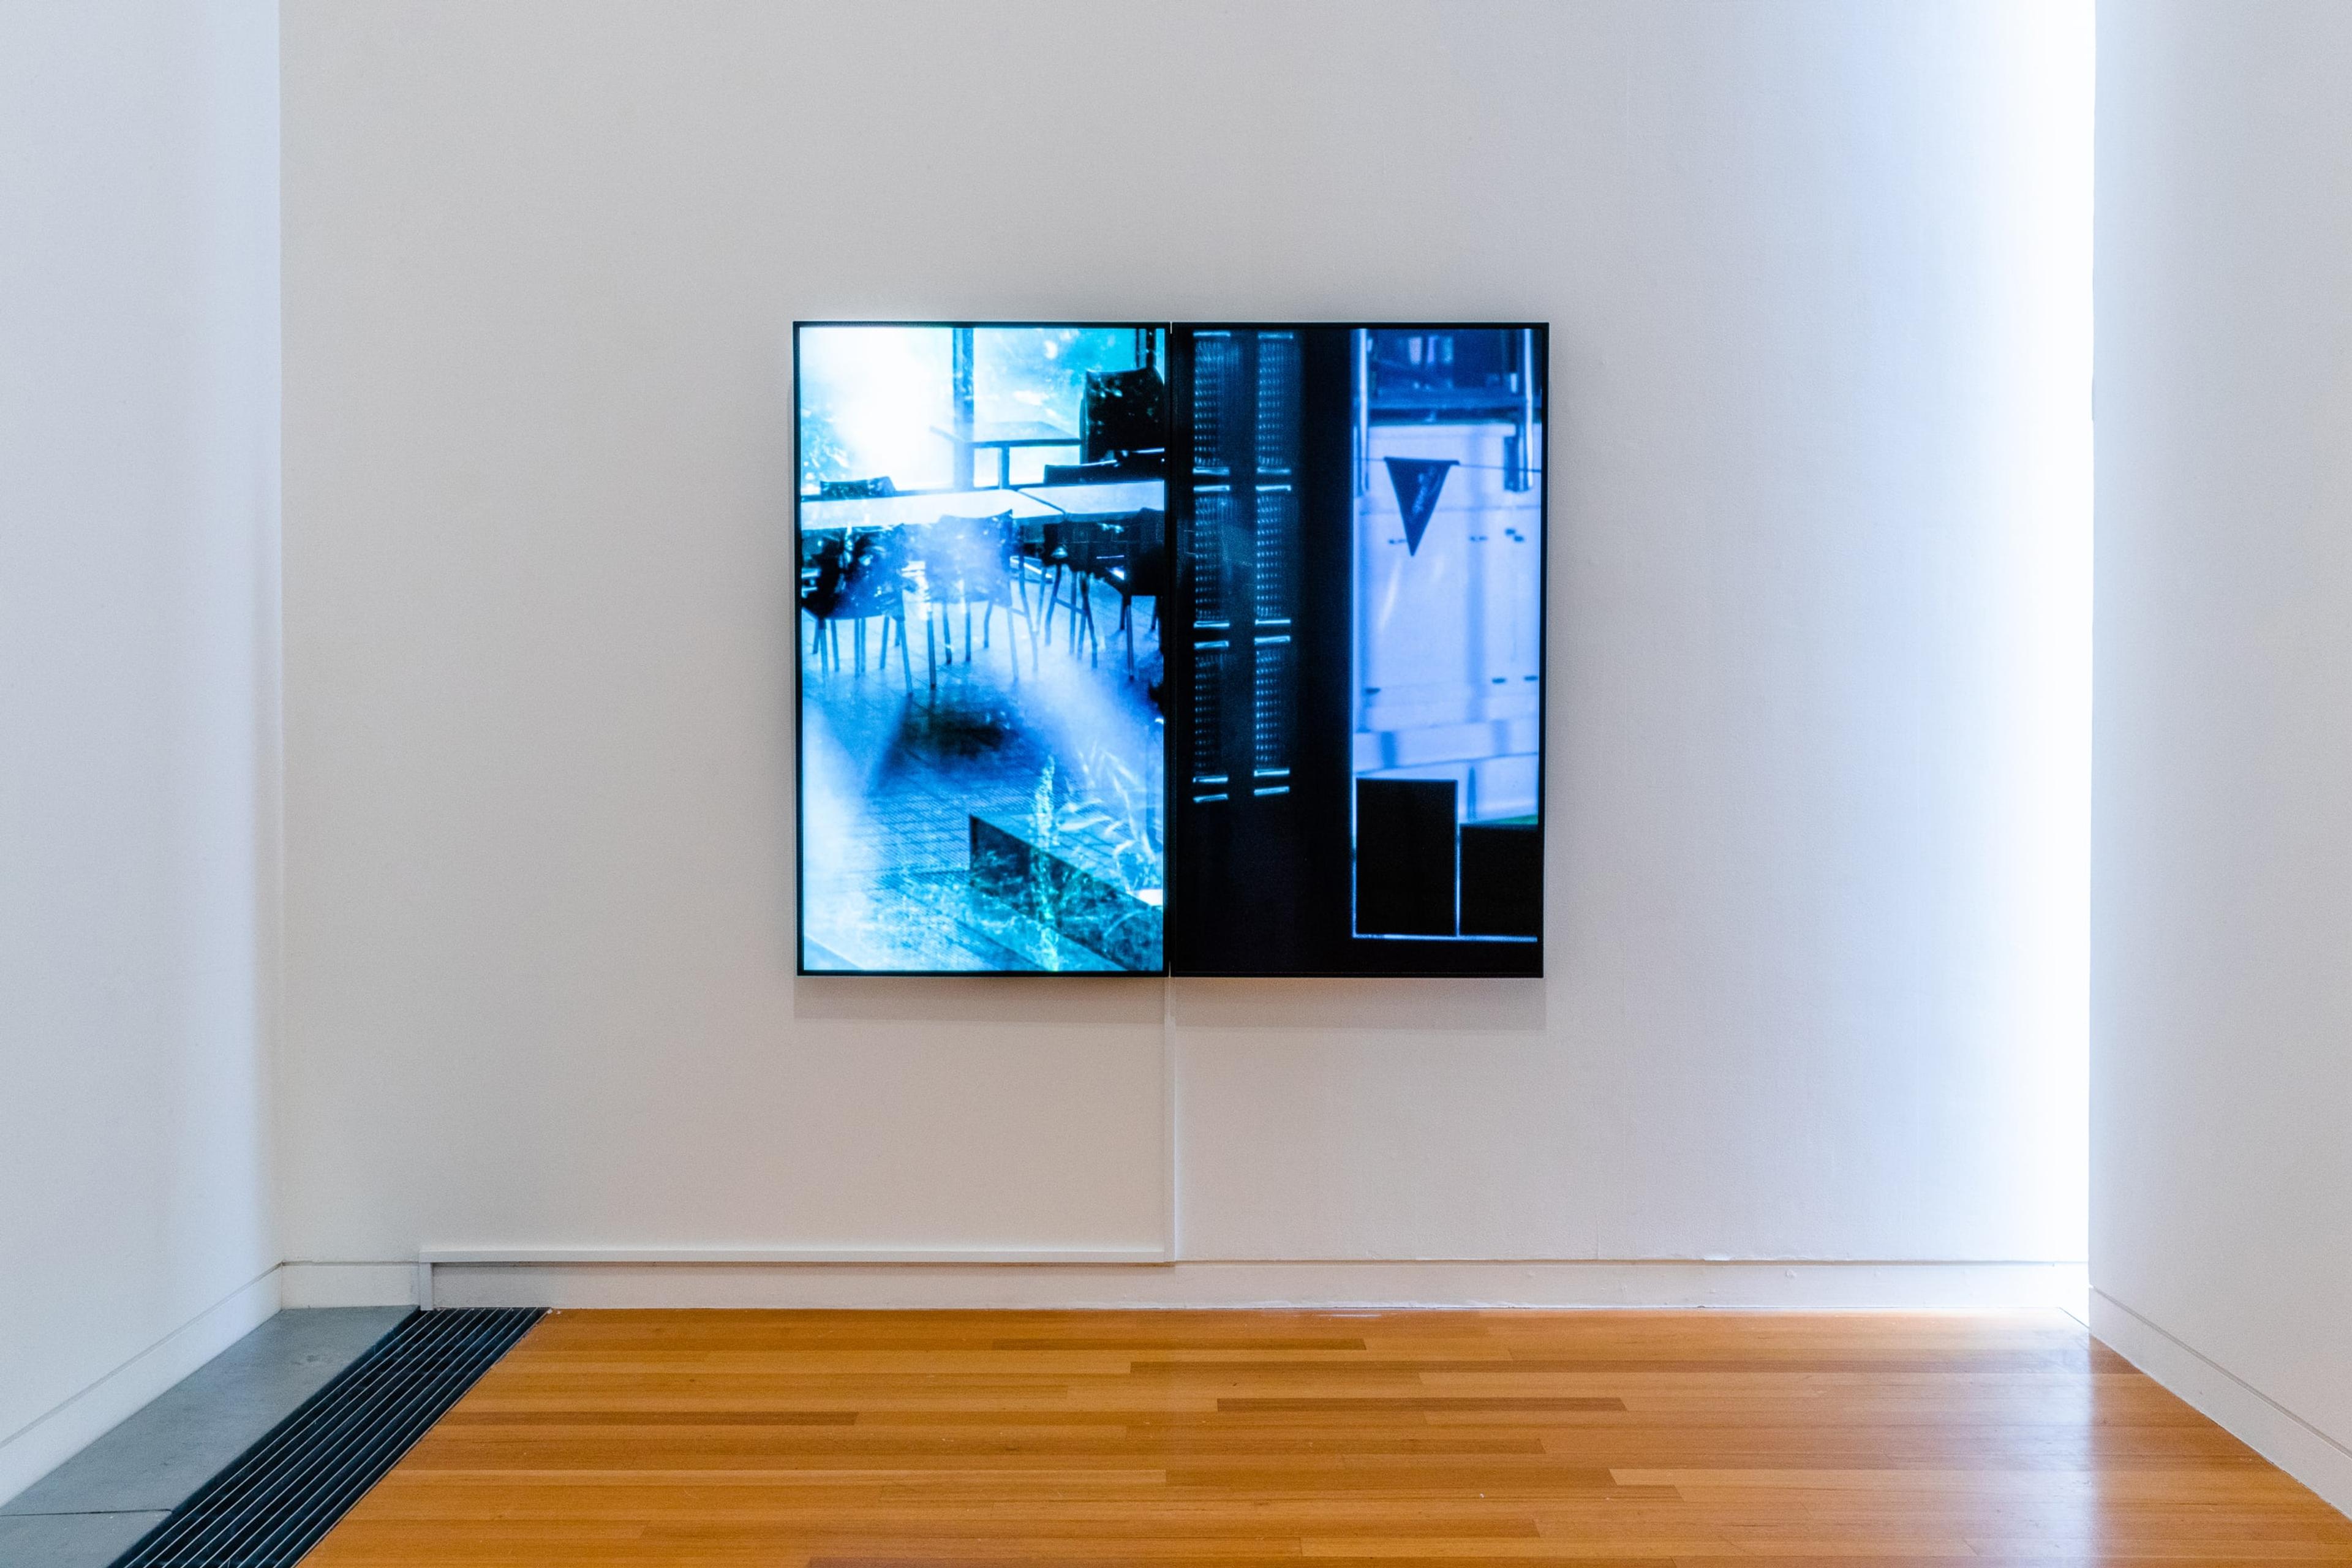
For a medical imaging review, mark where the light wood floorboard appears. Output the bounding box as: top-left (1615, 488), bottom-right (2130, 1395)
top-left (302, 1308), bottom-right (2352, 1566)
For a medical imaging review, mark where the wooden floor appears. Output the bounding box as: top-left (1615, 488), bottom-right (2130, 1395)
top-left (305, 1309), bottom-right (2350, 1566)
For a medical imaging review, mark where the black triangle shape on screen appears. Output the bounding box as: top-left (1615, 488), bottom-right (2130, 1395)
top-left (1384, 457), bottom-right (1457, 555)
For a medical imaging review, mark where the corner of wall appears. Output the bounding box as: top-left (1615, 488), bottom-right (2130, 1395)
top-left (2091, 1289), bottom-right (2352, 1519)
top-left (0, 1269), bottom-right (281, 1509)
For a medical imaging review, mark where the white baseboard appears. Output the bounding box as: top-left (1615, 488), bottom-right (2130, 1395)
top-left (396, 1257), bottom-right (2084, 1312)
top-left (418, 1245), bottom-right (1174, 1266)
top-left (2090, 1289), bottom-right (2352, 1520)
top-left (0, 1266), bottom-right (282, 1509)
top-left (277, 1262), bottom-right (422, 1308)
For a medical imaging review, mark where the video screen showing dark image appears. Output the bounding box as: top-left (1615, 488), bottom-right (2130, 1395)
top-left (1167, 325), bottom-right (1545, 976)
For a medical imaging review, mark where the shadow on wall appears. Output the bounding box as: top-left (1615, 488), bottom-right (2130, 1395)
top-left (791, 974), bottom-right (1547, 1033)
top-left (1171, 977), bottom-right (1547, 1033)
top-left (791, 974), bottom-right (1164, 1025)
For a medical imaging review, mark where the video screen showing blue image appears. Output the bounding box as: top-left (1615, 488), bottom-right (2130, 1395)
top-left (794, 323), bottom-right (1169, 974)
top-left (1351, 328), bottom-right (1544, 944)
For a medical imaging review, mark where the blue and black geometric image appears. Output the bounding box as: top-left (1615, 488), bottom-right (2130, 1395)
top-left (1349, 329), bottom-right (1544, 948)
top-left (794, 320), bottom-right (1545, 978)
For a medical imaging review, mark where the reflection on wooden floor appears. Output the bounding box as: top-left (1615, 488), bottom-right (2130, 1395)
top-left (304, 1309), bottom-right (2350, 1566)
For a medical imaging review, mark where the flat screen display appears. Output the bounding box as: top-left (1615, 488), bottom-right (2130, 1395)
top-left (794, 323), bottom-right (1169, 973)
top-left (1165, 325), bottom-right (1545, 976)
top-left (794, 321), bottom-right (1544, 976)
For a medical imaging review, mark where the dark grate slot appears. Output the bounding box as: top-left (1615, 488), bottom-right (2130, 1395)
top-left (1190, 641), bottom-right (1229, 786)
top-left (1252, 636), bottom-right (1294, 776)
top-left (1191, 333), bottom-right (1239, 471)
top-left (1252, 487), bottom-right (1295, 622)
top-left (1190, 489), bottom-right (1232, 624)
top-left (1253, 331), bottom-right (1299, 473)
top-left (111, 1308), bottom-right (541, 1567)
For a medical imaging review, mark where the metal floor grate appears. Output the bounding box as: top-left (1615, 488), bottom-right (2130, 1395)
top-left (112, 1307), bottom-right (541, 1567)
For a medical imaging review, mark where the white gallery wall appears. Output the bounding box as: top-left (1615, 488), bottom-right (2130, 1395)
top-left (2092, 0), bottom-right (2352, 1512)
top-left (0, 0), bottom-right (283, 1503)
top-left (279, 0), bottom-right (2092, 1303)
